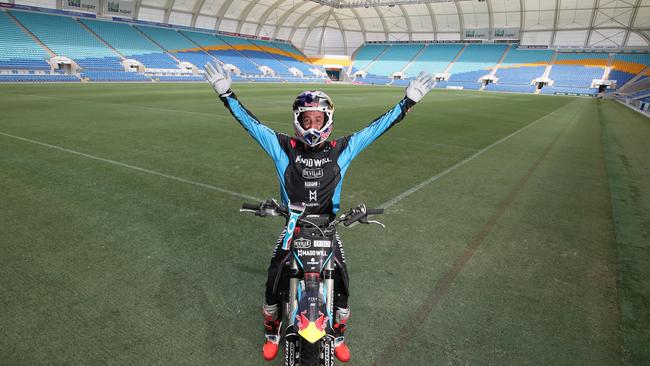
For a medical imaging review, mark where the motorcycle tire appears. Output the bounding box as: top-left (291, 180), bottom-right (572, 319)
top-left (300, 339), bottom-right (321, 366)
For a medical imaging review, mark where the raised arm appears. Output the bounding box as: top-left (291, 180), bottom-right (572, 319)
top-left (204, 61), bottom-right (283, 161)
top-left (341, 72), bottom-right (434, 163)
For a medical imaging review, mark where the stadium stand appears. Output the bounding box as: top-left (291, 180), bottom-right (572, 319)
top-left (494, 48), bottom-right (553, 84)
top-left (609, 53), bottom-right (650, 89)
top-left (134, 25), bottom-right (214, 69)
top-left (0, 70), bottom-right (79, 82)
top-left (11, 11), bottom-right (123, 70)
top-left (0, 11), bottom-right (51, 70)
top-left (549, 52), bottom-right (608, 88)
top-left (179, 31), bottom-right (261, 75)
top-left (403, 44), bottom-right (464, 77)
top-left (80, 70), bottom-right (150, 82)
top-left (243, 39), bottom-right (294, 76)
top-left (79, 19), bottom-right (179, 70)
top-left (484, 83), bottom-right (537, 93)
top-left (350, 44), bottom-right (388, 74)
top-left (436, 80), bottom-right (482, 90)
top-left (365, 44), bottom-right (424, 77)
top-left (447, 44), bottom-right (508, 84)
top-left (270, 41), bottom-right (322, 76)
top-left (541, 86), bottom-right (598, 96)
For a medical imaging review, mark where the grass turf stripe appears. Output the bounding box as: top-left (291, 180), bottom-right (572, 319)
top-left (373, 99), bottom-right (583, 365)
top-left (379, 99), bottom-right (580, 209)
top-left (0, 131), bottom-right (262, 202)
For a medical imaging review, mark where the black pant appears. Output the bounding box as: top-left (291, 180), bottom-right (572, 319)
top-left (265, 227), bottom-right (350, 309)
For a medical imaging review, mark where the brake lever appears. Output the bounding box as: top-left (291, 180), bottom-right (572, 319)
top-left (366, 219), bottom-right (386, 228)
top-left (358, 217), bottom-right (386, 228)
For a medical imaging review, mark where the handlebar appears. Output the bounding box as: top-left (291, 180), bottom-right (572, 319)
top-left (242, 202), bottom-right (260, 210)
top-left (240, 199), bottom-right (384, 229)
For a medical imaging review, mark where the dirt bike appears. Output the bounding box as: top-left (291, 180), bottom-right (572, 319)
top-left (241, 199), bottom-right (385, 366)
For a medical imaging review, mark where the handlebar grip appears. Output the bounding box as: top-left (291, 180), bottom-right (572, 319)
top-left (343, 210), bottom-right (366, 227)
top-left (242, 202), bottom-right (260, 210)
top-left (366, 208), bottom-right (384, 215)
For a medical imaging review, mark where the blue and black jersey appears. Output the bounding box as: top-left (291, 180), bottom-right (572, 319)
top-left (220, 92), bottom-right (416, 216)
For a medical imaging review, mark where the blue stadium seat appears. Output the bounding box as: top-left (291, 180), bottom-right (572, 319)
top-left (12, 11), bottom-right (122, 70)
top-left (0, 11), bottom-right (51, 70)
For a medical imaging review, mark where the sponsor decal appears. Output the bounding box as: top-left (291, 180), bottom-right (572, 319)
top-left (304, 181), bottom-right (320, 188)
top-left (309, 190), bottom-right (318, 202)
top-left (63, 0), bottom-right (98, 12)
top-left (313, 240), bottom-right (331, 248)
top-left (288, 342), bottom-right (295, 366)
top-left (296, 249), bottom-right (327, 257)
top-left (295, 155), bottom-right (332, 167)
top-left (293, 238), bottom-right (311, 249)
top-left (105, 0), bottom-right (134, 17)
top-left (302, 168), bottom-right (323, 179)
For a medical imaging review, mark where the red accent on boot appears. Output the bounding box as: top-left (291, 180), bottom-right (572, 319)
top-left (334, 342), bottom-right (350, 363)
top-left (262, 341), bottom-right (279, 361)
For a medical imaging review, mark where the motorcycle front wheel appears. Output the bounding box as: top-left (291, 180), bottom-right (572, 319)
top-left (300, 339), bottom-right (321, 366)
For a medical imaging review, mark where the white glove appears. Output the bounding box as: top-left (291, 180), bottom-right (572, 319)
top-left (405, 71), bottom-right (434, 103)
top-left (204, 61), bottom-right (232, 96)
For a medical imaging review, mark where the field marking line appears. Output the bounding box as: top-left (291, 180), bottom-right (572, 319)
top-left (0, 131), bottom-right (262, 202)
top-left (13, 93), bottom-right (478, 152)
top-left (373, 99), bottom-right (585, 366)
top-left (379, 99), bottom-right (579, 209)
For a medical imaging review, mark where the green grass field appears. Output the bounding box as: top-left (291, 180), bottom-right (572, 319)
top-left (1, 83), bottom-right (648, 365)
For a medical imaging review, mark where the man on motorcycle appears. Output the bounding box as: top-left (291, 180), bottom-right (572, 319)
top-left (204, 62), bottom-right (434, 363)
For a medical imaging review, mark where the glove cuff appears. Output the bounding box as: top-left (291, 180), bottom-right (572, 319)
top-left (219, 89), bottom-right (234, 98)
top-left (404, 97), bottom-right (417, 109)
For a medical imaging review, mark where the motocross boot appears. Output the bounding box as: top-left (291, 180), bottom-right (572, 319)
top-left (333, 307), bottom-right (351, 363)
top-left (262, 303), bottom-right (281, 361)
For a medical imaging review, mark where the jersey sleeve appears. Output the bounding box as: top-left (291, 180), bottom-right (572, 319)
top-left (339, 97), bottom-right (416, 166)
top-left (219, 92), bottom-right (284, 160)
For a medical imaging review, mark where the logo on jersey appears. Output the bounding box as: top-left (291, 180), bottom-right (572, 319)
top-left (304, 181), bottom-right (320, 188)
top-left (302, 168), bottom-right (323, 179)
top-left (309, 190), bottom-right (318, 202)
top-left (295, 155), bottom-right (332, 168)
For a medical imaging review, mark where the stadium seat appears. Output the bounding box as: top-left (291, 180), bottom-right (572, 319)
top-left (12, 11), bottom-right (123, 70)
top-left (0, 11), bottom-right (51, 70)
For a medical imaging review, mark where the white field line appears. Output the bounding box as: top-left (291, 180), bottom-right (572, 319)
top-left (15, 93), bottom-right (478, 152)
top-left (0, 131), bottom-right (262, 202)
top-left (379, 99), bottom-right (579, 209)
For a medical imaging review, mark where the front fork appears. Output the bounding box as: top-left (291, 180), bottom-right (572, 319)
top-left (284, 258), bottom-right (335, 366)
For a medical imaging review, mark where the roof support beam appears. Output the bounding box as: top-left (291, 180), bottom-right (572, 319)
top-left (273, 1), bottom-right (317, 41)
top-left (425, 2), bottom-right (438, 40)
top-left (623, 0), bottom-right (643, 46)
top-left (255, 0), bottom-right (286, 37)
top-left (317, 9), bottom-right (334, 54)
top-left (190, 0), bottom-right (208, 27)
top-left (454, 0), bottom-right (465, 41)
top-left (163, 0), bottom-right (175, 24)
top-left (330, 11), bottom-right (349, 54)
top-left (399, 5), bottom-right (413, 41)
top-left (549, 0), bottom-right (561, 46)
top-left (520, 0), bottom-right (525, 30)
top-left (235, 1), bottom-right (259, 34)
top-left (286, 3), bottom-right (325, 40)
top-left (585, 0), bottom-right (601, 47)
top-left (486, 0), bottom-right (494, 40)
top-left (374, 7), bottom-right (389, 41)
top-left (349, 7), bottom-right (368, 43)
top-left (215, 0), bottom-right (236, 31)
top-left (134, 0), bottom-right (143, 19)
top-left (299, 11), bottom-right (330, 51)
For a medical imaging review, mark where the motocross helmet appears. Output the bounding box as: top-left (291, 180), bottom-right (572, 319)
top-left (292, 90), bottom-right (334, 147)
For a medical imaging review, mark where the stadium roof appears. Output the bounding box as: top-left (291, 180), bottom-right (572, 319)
top-left (18, 0), bottom-right (650, 53)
